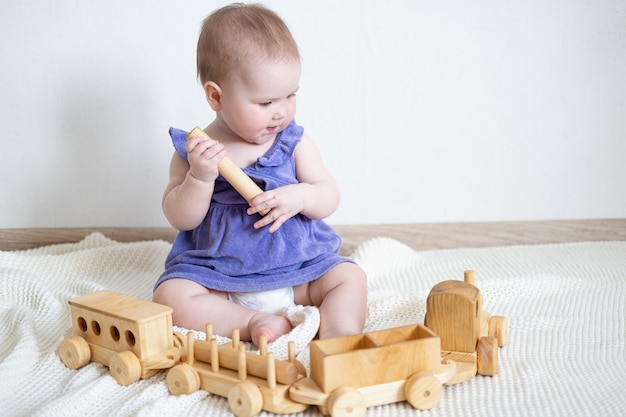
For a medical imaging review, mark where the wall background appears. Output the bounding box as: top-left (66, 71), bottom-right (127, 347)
top-left (1, 0), bottom-right (625, 228)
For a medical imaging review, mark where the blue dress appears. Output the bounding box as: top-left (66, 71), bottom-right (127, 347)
top-left (155, 120), bottom-right (352, 293)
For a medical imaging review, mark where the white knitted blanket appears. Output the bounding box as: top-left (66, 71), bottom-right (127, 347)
top-left (1, 233), bottom-right (625, 417)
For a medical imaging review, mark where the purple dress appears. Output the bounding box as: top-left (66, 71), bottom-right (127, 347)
top-left (154, 120), bottom-right (352, 293)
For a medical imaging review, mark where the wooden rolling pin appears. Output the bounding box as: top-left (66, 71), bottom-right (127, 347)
top-left (186, 126), bottom-right (270, 216)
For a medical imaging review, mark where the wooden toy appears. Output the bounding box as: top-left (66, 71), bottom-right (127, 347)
top-left (58, 269), bottom-right (506, 415)
top-left (288, 324), bottom-right (457, 416)
top-left (424, 270), bottom-right (507, 384)
top-left (57, 290), bottom-right (182, 385)
top-left (166, 325), bottom-right (308, 417)
top-left (187, 126), bottom-right (270, 216)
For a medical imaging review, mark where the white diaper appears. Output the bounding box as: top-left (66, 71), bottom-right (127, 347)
top-left (228, 287), bottom-right (295, 316)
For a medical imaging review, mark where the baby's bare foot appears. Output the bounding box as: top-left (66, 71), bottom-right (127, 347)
top-left (248, 313), bottom-right (293, 346)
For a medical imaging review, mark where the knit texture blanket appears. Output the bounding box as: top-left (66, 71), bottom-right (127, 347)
top-left (1, 233), bottom-right (625, 416)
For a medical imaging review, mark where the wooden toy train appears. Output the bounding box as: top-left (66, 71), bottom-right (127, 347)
top-left (58, 270), bottom-right (507, 417)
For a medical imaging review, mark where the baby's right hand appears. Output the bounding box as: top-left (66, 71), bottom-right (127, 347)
top-left (186, 136), bottom-right (226, 183)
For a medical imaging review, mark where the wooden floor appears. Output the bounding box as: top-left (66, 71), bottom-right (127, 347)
top-left (333, 218), bottom-right (626, 255)
top-left (1, 219), bottom-right (625, 253)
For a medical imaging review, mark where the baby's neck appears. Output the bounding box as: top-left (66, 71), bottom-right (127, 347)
top-left (207, 120), bottom-right (276, 168)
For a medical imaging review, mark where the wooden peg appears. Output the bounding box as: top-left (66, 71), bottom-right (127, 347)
top-left (288, 341), bottom-right (295, 363)
top-left (238, 345), bottom-right (247, 381)
top-left (267, 353), bottom-right (277, 389)
top-left (464, 270), bottom-right (475, 286)
top-left (187, 127), bottom-right (270, 216)
top-left (186, 332), bottom-right (195, 365)
top-left (259, 335), bottom-right (268, 356)
top-left (232, 328), bottom-right (240, 348)
top-left (210, 338), bottom-right (219, 373)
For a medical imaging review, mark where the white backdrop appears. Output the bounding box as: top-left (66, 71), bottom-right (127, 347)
top-left (1, 0), bottom-right (625, 228)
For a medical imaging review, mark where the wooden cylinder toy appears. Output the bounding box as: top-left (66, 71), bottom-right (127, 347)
top-left (210, 339), bottom-right (219, 373)
top-left (266, 353), bottom-right (276, 389)
top-left (187, 127), bottom-right (270, 216)
top-left (186, 332), bottom-right (195, 365)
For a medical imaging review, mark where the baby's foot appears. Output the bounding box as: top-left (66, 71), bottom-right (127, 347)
top-left (248, 313), bottom-right (293, 346)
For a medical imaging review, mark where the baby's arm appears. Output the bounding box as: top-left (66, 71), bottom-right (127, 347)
top-left (162, 137), bottom-right (226, 231)
top-left (248, 133), bottom-right (340, 232)
top-left (292, 133), bottom-right (340, 218)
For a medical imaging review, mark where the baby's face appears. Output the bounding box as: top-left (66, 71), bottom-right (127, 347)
top-left (218, 59), bottom-right (301, 145)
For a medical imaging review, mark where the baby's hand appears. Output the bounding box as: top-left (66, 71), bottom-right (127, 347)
top-left (248, 184), bottom-right (308, 233)
top-left (186, 137), bottom-right (226, 183)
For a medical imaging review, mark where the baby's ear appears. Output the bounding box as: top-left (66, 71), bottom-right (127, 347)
top-left (204, 81), bottom-right (222, 111)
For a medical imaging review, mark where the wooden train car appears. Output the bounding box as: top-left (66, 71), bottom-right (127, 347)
top-left (166, 325), bottom-right (308, 417)
top-left (424, 270), bottom-right (507, 384)
top-left (289, 324), bottom-right (457, 416)
top-left (57, 290), bottom-right (181, 385)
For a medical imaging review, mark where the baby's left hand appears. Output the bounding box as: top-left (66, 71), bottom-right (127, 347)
top-left (247, 184), bottom-right (309, 233)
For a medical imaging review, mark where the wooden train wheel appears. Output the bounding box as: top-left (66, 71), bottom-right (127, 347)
top-left (404, 372), bottom-right (442, 410)
top-left (58, 336), bottom-right (91, 369)
top-left (167, 364), bottom-right (200, 395)
top-left (327, 387), bottom-right (366, 417)
top-left (489, 316), bottom-right (508, 347)
top-left (228, 380), bottom-right (263, 417)
top-left (477, 336), bottom-right (498, 376)
top-left (109, 351), bottom-right (142, 386)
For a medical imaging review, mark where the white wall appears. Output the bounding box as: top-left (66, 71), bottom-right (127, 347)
top-left (1, 0), bottom-right (625, 228)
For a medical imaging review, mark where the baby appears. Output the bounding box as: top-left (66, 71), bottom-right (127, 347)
top-left (153, 3), bottom-right (367, 346)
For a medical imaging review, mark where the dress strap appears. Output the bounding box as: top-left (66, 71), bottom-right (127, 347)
top-left (169, 127), bottom-right (189, 160)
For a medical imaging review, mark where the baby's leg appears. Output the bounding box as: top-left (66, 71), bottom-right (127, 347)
top-left (295, 262), bottom-right (367, 339)
top-left (153, 278), bottom-right (292, 345)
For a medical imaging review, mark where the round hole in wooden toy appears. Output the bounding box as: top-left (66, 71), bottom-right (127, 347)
top-left (125, 330), bottom-right (136, 346)
top-left (91, 320), bottom-right (101, 336)
top-left (77, 317), bottom-right (88, 332)
top-left (110, 326), bottom-right (120, 342)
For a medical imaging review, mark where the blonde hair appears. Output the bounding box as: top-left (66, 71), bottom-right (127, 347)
top-left (197, 3), bottom-right (300, 85)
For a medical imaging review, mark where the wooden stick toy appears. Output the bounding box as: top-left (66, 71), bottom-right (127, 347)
top-left (187, 126), bottom-right (270, 216)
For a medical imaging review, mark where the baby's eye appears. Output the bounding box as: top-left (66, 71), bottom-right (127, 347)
top-left (260, 101), bottom-right (272, 107)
